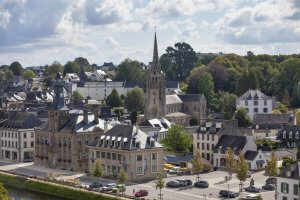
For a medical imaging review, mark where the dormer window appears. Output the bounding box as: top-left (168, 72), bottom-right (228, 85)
top-left (150, 141), bottom-right (155, 147)
top-left (289, 131), bottom-right (293, 139)
top-left (136, 142), bottom-right (140, 149)
top-left (283, 131), bottom-right (286, 138)
top-left (296, 132), bottom-right (299, 139)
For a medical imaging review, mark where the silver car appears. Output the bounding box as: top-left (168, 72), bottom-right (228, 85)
top-left (101, 183), bottom-right (117, 192)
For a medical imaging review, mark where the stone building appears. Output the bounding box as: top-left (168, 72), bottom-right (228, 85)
top-left (34, 73), bottom-right (111, 171)
top-left (87, 124), bottom-right (164, 181)
top-left (144, 33), bottom-right (207, 126)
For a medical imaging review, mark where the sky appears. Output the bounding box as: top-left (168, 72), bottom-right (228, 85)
top-left (0, 0), bottom-right (300, 67)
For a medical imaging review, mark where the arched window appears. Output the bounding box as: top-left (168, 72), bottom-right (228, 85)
top-left (289, 131), bottom-right (293, 139)
top-left (296, 132), bottom-right (299, 139)
top-left (282, 131), bottom-right (286, 138)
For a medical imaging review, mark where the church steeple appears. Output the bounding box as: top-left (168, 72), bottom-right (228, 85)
top-left (151, 31), bottom-right (161, 73)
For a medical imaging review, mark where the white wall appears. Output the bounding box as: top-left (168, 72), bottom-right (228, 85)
top-left (236, 99), bottom-right (273, 120)
top-left (277, 177), bottom-right (299, 200)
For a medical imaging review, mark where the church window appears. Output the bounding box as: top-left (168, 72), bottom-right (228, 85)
top-left (154, 98), bottom-right (155, 104)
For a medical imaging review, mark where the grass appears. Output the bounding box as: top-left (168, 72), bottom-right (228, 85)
top-left (0, 172), bottom-right (121, 200)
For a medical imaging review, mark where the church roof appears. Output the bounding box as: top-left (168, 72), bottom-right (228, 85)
top-left (166, 94), bottom-right (182, 104)
top-left (178, 94), bottom-right (206, 102)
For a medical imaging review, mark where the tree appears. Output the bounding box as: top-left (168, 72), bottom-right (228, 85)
top-left (72, 90), bottom-right (84, 103)
top-left (4, 70), bottom-right (13, 80)
top-left (235, 152), bottom-right (248, 192)
top-left (282, 88), bottom-right (291, 107)
top-left (125, 88), bottom-right (144, 112)
top-left (130, 111), bottom-right (137, 125)
top-left (291, 84), bottom-right (300, 107)
top-left (198, 72), bottom-right (215, 107)
top-left (106, 89), bottom-right (123, 108)
top-left (256, 194), bottom-right (263, 200)
top-left (23, 69), bottom-right (35, 79)
top-left (248, 69), bottom-right (259, 90)
top-left (0, 183), bottom-right (11, 200)
top-left (0, 71), bottom-right (5, 81)
top-left (154, 171), bottom-right (165, 200)
top-left (93, 159), bottom-right (103, 178)
top-left (219, 92), bottom-right (237, 120)
top-left (207, 61), bottom-right (229, 92)
top-left (234, 108), bottom-right (251, 127)
top-left (113, 107), bottom-right (124, 120)
top-left (192, 150), bottom-right (204, 181)
top-left (236, 70), bottom-right (258, 95)
top-left (273, 103), bottom-right (288, 114)
top-left (161, 124), bottom-right (192, 152)
top-left (118, 169), bottom-right (128, 184)
top-left (266, 151), bottom-right (277, 177)
top-left (189, 118), bottom-right (198, 126)
top-left (225, 147), bottom-right (236, 179)
top-left (63, 61), bottom-right (81, 76)
top-left (43, 62), bottom-right (64, 87)
top-left (114, 59), bottom-right (146, 83)
top-left (9, 61), bottom-right (23, 76)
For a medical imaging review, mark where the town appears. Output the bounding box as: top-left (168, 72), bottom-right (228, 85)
top-left (0, 1), bottom-right (300, 200)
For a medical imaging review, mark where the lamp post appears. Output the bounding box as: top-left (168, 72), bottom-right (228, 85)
top-left (228, 183), bottom-right (230, 199)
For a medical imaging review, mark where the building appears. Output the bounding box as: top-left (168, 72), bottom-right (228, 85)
top-left (34, 73), bottom-right (111, 171)
top-left (140, 118), bottom-right (171, 142)
top-left (63, 73), bottom-right (80, 83)
top-left (278, 125), bottom-right (300, 148)
top-left (87, 124), bottom-right (164, 181)
top-left (0, 112), bottom-right (42, 162)
top-left (252, 113), bottom-right (296, 139)
top-left (85, 70), bottom-right (106, 82)
top-left (236, 89), bottom-right (273, 120)
top-left (277, 161), bottom-right (300, 200)
top-left (144, 33), bottom-right (207, 126)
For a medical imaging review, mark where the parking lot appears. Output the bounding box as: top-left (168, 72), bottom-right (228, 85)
top-left (0, 160), bottom-right (275, 200)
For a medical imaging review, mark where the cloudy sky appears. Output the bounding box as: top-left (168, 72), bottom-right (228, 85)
top-left (0, 0), bottom-right (300, 67)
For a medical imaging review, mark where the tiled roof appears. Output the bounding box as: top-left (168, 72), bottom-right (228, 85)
top-left (244, 150), bottom-right (258, 161)
top-left (214, 135), bottom-right (247, 153)
top-left (253, 114), bottom-right (294, 125)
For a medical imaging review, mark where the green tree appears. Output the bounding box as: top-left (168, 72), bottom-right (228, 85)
top-left (125, 88), bottom-right (144, 112)
top-left (43, 62), bottom-right (64, 87)
top-left (0, 71), bottom-right (5, 81)
top-left (130, 111), bottom-right (137, 125)
top-left (4, 70), bottom-right (13, 80)
top-left (113, 107), bottom-right (124, 120)
top-left (225, 147), bottom-right (236, 179)
top-left (93, 159), bottom-right (103, 178)
top-left (63, 61), bottom-right (81, 76)
top-left (234, 108), bottom-right (251, 127)
top-left (179, 82), bottom-right (188, 93)
top-left (114, 59), bottom-right (146, 83)
top-left (198, 72), bottom-right (215, 107)
top-left (0, 183), bottom-right (11, 200)
top-left (291, 84), bottom-right (300, 107)
top-left (161, 124), bottom-right (192, 152)
top-left (235, 152), bottom-right (248, 192)
top-left (9, 61), bottom-right (23, 76)
top-left (248, 69), bottom-right (259, 90)
top-left (219, 92), bottom-right (237, 119)
top-left (282, 88), bottom-right (291, 107)
top-left (154, 171), bottom-right (165, 200)
top-left (106, 89), bottom-right (123, 108)
top-left (118, 169), bottom-right (128, 184)
top-left (192, 150), bottom-right (204, 181)
top-left (273, 103), bottom-right (288, 114)
top-left (266, 151), bottom-right (277, 177)
top-left (236, 70), bottom-right (259, 95)
top-left (296, 146), bottom-right (300, 160)
top-left (72, 90), bottom-right (84, 103)
top-left (23, 69), bottom-right (35, 79)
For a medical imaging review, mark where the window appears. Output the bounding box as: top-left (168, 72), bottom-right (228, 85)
top-left (112, 153), bottom-right (116, 160)
top-left (151, 153), bottom-right (157, 160)
top-left (24, 142), bottom-right (27, 148)
top-left (152, 165), bottom-right (157, 173)
top-left (197, 142), bottom-right (200, 149)
top-left (293, 184), bottom-right (298, 195)
top-left (281, 182), bottom-right (289, 194)
top-left (254, 108), bottom-right (258, 113)
top-left (283, 131), bottom-right (286, 138)
top-left (31, 132), bottom-right (34, 138)
top-left (211, 144), bottom-right (214, 150)
top-left (117, 154), bottom-right (121, 161)
top-left (15, 133), bottom-right (17, 138)
top-left (197, 133), bottom-right (200, 140)
top-left (212, 135), bottom-right (214, 141)
top-left (263, 108), bottom-right (268, 113)
top-left (101, 152), bottom-right (105, 159)
top-left (289, 131), bottom-right (293, 139)
top-left (202, 143), bottom-right (205, 150)
top-left (107, 153), bottom-right (111, 159)
top-left (8, 133), bottom-right (10, 138)
top-left (296, 132), bottom-right (299, 139)
top-left (282, 197), bottom-right (287, 200)
top-left (23, 133), bottom-right (26, 138)
top-left (207, 134), bottom-right (209, 140)
top-left (137, 154), bottom-right (142, 162)
top-left (15, 142), bottom-right (17, 148)
top-left (202, 153), bottom-right (205, 158)
top-left (207, 143), bottom-right (210, 150)
top-left (137, 167), bottom-right (143, 175)
top-left (264, 100), bottom-right (267, 106)
top-left (31, 141), bottom-right (34, 148)
top-left (254, 100), bottom-right (258, 106)
top-left (96, 151), bottom-right (100, 158)
top-left (202, 134), bottom-right (204, 140)
top-left (245, 100), bottom-right (248, 106)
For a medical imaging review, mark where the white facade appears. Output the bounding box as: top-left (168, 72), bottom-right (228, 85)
top-left (277, 177), bottom-right (300, 200)
top-left (236, 90), bottom-right (273, 120)
top-left (0, 129), bottom-right (35, 162)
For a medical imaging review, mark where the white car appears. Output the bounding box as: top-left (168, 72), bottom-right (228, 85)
top-left (242, 194), bottom-right (259, 200)
top-left (101, 183), bottom-right (117, 191)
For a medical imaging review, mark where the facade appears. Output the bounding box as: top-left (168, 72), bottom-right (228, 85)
top-left (144, 33), bottom-right (207, 126)
top-left (34, 73), bottom-right (111, 171)
top-left (277, 161), bottom-right (300, 200)
top-left (236, 89), bottom-right (273, 120)
top-left (0, 112), bottom-right (42, 162)
top-left (87, 124), bottom-right (164, 181)
top-left (244, 150), bottom-right (267, 171)
top-left (278, 125), bottom-right (300, 148)
top-left (252, 113), bottom-right (296, 139)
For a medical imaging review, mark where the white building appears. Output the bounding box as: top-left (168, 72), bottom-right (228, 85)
top-left (236, 89), bottom-right (273, 120)
top-left (0, 112), bottom-right (42, 162)
top-left (63, 73), bottom-right (80, 83)
top-left (277, 161), bottom-right (300, 200)
top-left (85, 70), bottom-right (106, 82)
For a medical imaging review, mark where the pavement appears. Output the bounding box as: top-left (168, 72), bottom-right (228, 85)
top-left (0, 160), bottom-right (275, 200)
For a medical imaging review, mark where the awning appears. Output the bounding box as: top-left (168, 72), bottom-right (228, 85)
top-left (256, 160), bottom-right (265, 165)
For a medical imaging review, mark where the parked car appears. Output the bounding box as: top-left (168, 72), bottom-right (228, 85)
top-left (266, 177), bottom-right (276, 185)
top-left (112, 184), bottom-right (126, 193)
top-left (89, 182), bottom-right (103, 189)
top-left (178, 179), bottom-right (192, 186)
top-left (241, 194), bottom-right (259, 200)
top-left (101, 183), bottom-right (117, 191)
top-left (168, 167), bottom-right (182, 174)
top-left (245, 186), bottom-right (261, 193)
top-left (194, 181), bottom-right (209, 188)
top-left (262, 184), bottom-right (276, 191)
top-left (135, 189), bottom-right (148, 197)
top-left (246, 171), bottom-right (251, 178)
top-left (219, 190), bottom-right (239, 198)
top-left (166, 180), bottom-right (181, 188)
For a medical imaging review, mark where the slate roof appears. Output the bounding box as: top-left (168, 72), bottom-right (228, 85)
top-left (163, 155), bottom-right (194, 165)
top-left (244, 150), bottom-right (259, 161)
top-left (165, 81), bottom-right (179, 88)
top-left (214, 135), bottom-right (247, 154)
top-left (178, 94), bottom-right (206, 102)
top-left (166, 94), bottom-right (183, 105)
top-left (0, 112), bottom-right (42, 130)
top-left (277, 125), bottom-right (300, 141)
top-left (253, 113), bottom-right (294, 126)
top-left (237, 89), bottom-right (271, 101)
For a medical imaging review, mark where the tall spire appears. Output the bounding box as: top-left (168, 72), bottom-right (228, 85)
top-left (152, 31), bottom-right (160, 71)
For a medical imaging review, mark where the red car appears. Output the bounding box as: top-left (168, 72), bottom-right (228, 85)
top-left (135, 189), bottom-right (148, 197)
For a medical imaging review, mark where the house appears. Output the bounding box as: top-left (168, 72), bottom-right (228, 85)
top-left (140, 118), bottom-right (171, 142)
top-left (63, 73), bottom-right (80, 83)
top-left (252, 113), bottom-right (296, 139)
top-left (213, 134), bottom-right (266, 171)
top-left (236, 89), bottom-right (273, 120)
top-left (277, 161), bottom-right (300, 200)
top-left (0, 111), bottom-right (42, 162)
top-left (100, 62), bottom-right (115, 72)
top-left (278, 125), bottom-right (300, 148)
top-left (193, 120), bottom-right (245, 165)
top-left (87, 124), bottom-right (164, 181)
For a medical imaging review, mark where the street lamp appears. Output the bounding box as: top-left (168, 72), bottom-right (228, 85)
top-left (228, 183), bottom-right (230, 199)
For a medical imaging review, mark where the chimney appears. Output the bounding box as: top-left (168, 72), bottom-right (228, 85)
top-left (83, 109), bottom-right (88, 124)
top-left (94, 108), bottom-right (99, 124)
top-left (104, 120), bottom-right (108, 133)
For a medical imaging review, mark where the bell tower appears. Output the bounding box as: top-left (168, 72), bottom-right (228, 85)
top-left (144, 32), bottom-right (166, 119)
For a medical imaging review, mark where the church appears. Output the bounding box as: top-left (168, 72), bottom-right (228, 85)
top-left (144, 33), bottom-right (207, 127)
